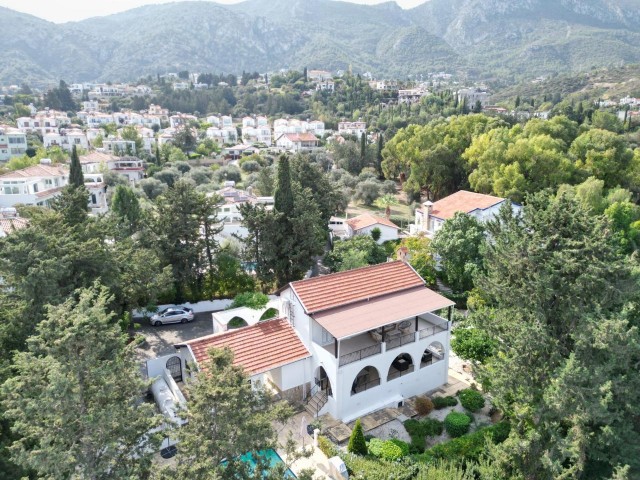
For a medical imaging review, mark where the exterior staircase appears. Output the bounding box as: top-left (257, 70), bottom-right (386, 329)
top-left (305, 389), bottom-right (328, 418)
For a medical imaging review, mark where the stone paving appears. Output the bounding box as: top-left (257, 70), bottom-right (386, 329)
top-left (323, 373), bottom-right (471, 445)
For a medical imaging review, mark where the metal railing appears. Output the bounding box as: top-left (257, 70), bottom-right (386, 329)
top-left (419, 321), bottom-right (449, 340)
top-left (387, 365), bottom-right (415, 381)
top-left (351, 377), bottom-right (381, 395)
top-left (306, 382), bottom-right (329, 417)
top-left (339, 343), bottom-right (382, 367)
top-left (386, 332), bottom-right (416, 351)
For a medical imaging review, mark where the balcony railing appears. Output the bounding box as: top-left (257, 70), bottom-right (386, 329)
top-left (419, 321), bottom-right (449, 340)
top-left (351, 377), bottom-right (381, 395)
top-left (339, 343), bottom-right (382, 367)
top-left (388, 364), bottom-right (415, 381)
top-left (386, 332), bottom-right (416, 351)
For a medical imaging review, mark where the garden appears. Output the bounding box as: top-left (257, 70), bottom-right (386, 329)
top-left (317, 389), bottom-right (510, 479)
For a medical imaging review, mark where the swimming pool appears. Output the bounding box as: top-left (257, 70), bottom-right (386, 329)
top-left (224, 449), bottom-right (297, 478)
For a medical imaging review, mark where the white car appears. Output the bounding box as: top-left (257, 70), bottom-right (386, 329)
top-left (150, 307), bottom-right (194, 326)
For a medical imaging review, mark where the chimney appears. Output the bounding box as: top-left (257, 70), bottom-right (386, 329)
top-left (397, 246), bottom-right (409, 263)
top-left (423, 200), bottom-right (433, 217)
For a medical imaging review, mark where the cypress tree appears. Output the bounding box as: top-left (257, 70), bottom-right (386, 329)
top-left (274, 155), bottom-right (294, 217)
top-left (376, 133), bottom-right (384, 177)
top-left (69, 145), bottom-right (84, 188)
top-left (347, 419), bottom-right (367, 456)
top-left (360, 132), bottom-right (366, 166)
top-left (155, 141), bottom-right (161, 165)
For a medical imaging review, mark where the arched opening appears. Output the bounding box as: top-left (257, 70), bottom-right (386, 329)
top-left (421, 341), bottom-right (445, 368)
top-left (314, 366), bottom-right (332, 397)
top-left (351, 366), bottom-right (381, 395)
top-left (259, 307), bottom-right (279, 321)
top-left (387, 353), bottom-right (414, 381)
top-left (165, 356), bottom-right (182, 382)
top-left (228, 316), bottom-right (248, 329)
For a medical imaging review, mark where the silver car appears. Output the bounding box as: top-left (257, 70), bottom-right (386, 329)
top-left (150, 307), bottom-right (194, 326)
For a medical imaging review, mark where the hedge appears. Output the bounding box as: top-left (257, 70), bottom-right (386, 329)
top-left (444, 412), bottom-right (472, 438)
top-left (404, 418), bottom-right (444, 453)
top-left (317, 435), bottom-right (339, 458)
top-left (432, 396), bottom-right (458, 409)
top-left (416, 422), bottom-right (510, 464)
top-left (368, 438), bottom-right (410, 461)
top-left (341, 453), bottom-right (420, 480)
top-left (457, 389), bottom-right (485, 412)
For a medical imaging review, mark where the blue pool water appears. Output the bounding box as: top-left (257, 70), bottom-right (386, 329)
top-left (224, 449), bottom-right (297, 478)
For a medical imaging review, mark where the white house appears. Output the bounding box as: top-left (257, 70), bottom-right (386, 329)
top-left (316, 80), bottom-right (335, 93)
top-left (398, 88), bottom-right (429, 104)
top-left (242, 126), bottom-right (272, 146)
top-left (343, 213), bottom-right (400, 244)
top-left (103, 138), bottom-right (137, 155)
top-left (169, 113), bottom-right (197, 129)
top-left (107, 156), bottom-right (145, 185)
top-left (410, 190), bottom-right (519, 236)
top-left (457, 88), bottom-right (491, 107)
top-left (0, 162), bottom-right (67, 208)
top-left (174, 261), bottom-right (454, 422)
top-left (0, 125), bottom-right (27, 161)
top-left (338, 121), bottom-right (367, 137)
top-left (43, 129), bottom-right (89, 151)
top-left (212, 185), bottom-right (274, 240)
top-left (206, 127), bottom-right (238, 145)
top-left (274, 133), bottom-right (319, 152)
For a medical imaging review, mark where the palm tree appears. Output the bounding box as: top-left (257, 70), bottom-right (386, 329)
top-left (374, 193), bottom-right (398, 219)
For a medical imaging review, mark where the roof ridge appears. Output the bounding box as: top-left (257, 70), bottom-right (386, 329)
top-left (291, 260), bottom-right (407, 287)
top-left (179, 317), bottom-right (287, 345)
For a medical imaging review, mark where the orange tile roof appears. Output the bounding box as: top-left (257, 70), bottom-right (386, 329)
top-left (0, 216), bottom-right (29, 234)
top-left (346, 213), bottom-right (399, 231)
top-left (280, 133), bottom-right (318, 142)
top-left (430, 190), bottom-right (505, 220)
top-left (290, 261), bottom-right (425, 314)
top-left (0, 164), bottom-right (66, 179)
top-left (178, 318), bottom-right (310, 375)
top-left (314, 286), bottom-right (454, 339)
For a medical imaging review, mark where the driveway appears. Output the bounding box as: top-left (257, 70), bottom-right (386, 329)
top-left (134, 310), bottom-right (216, 361)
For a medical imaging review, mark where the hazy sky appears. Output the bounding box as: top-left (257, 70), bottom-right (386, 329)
top-left (0, 0), bottom-right (427, 23)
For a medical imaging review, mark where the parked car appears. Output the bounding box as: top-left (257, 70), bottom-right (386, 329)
top-left (150, 306), bottom-right (194, 326)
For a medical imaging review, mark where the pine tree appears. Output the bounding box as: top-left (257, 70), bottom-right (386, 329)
top-left (69, 145), bottom-right (84, 187)
top-left (1, 285), bottom-right (160, 479)
top-left (274, 155), bottom-right (294, 217)
top-left (347, 419), bottom-right (368, 455)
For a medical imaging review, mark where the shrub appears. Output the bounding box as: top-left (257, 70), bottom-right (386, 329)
top-left (368, 438), bottom-right (409, 461)
top-left (341, 454), bottom-right (419, 480)
top-left (416, 422), bottom-right (511, 463)
top-left (317, 435), bottom-right (339, 458)
top-left (348, 419), bottom-right (368, 456)
top-left (414, 396), bottom-right (434, 416)
top-left (241, 160), bottom-right (261, 172)
top-left (444, 412), bottom-right (472, 438)
top-left (404, 418), bottom-right (443, 453)
top-left (229, 291), bottom-right (269, 310)
top-left (432, 396), bottom-right (458, 409)
top-left (457, 389), bottom-right (485, 412)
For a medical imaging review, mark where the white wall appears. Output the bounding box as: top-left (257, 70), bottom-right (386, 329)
top-left (355, 224), bottom-right (399, 244)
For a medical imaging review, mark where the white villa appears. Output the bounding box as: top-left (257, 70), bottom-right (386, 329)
top-left (338, 121), bottom-right (367, 137)
top-left (212, 184), bottom-right (274, 240)
top-left (173, 261), bottom-right (454, 422)
top-left (410, 190), bottom-right (519, 236)
top-left (329, 213), bottom-right (400, 244)
top-left (43, 129), bottom-right (89, 151)
top-left (206, 127), bottom-right (238, 145)
top-left (0, 125), bottom-right (27, 161)
top-left (274, 133), bottom-right (319, 153)
top-left (0, 160), bottom-right (106, 212)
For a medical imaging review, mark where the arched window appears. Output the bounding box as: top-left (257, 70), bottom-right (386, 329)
top-left (228, 316), bottom-right (248, 329)
top-left (421, 341), bottom-right (445, 368)
top-left (351, 366), bottom-right (381, 395)
top-left (314, 366), bottom-right (332, 397)
top-left (387, 353), bottom-right (414, 381)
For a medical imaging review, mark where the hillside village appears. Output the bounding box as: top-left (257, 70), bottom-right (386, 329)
top-left (0, 2), bottom-right (640, 479)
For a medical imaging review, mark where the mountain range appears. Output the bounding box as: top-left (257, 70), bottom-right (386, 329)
top-left (1, 0), bottom-right (640, 86)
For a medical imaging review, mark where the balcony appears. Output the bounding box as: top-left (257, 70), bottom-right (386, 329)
top-left (321, 313), bottom-right (449, 368)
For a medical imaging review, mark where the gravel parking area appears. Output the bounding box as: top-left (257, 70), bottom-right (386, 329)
top-left (134, 311), bottom-right (217, 361)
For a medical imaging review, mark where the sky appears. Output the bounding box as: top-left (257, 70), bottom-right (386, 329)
top-left (0, 0), bottom-right (427, 23)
